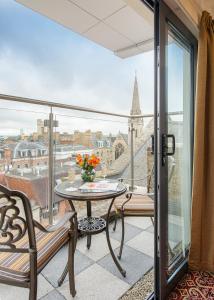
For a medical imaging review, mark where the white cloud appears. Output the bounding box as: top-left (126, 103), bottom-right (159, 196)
top-left (0, 2), bottom-right (154, 136)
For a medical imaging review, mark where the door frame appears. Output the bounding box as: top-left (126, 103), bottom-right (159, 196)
top-left (154, 1), bottom-right (197, 299)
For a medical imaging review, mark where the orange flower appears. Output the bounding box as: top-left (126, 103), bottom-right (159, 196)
top-left (76, 154), bottom-right (82, 161)
top-left (76, 153), bottom-right (100, 169)
top-left (76, 154), bottom-right (84, 166)
top-left (88, 156), bottom-right (100, 167)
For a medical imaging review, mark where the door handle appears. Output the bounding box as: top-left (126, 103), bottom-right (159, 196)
top-left (162, 134), bottom-right (175, 165)
top-left (166, 134), bottom-right (175, 156)
top-left (151, 134), bottom-right (154, 155)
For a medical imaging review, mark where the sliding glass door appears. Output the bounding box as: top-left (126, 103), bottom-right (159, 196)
top-left (166, 29), bottom-right (193, 271)
top-left (154, 1), bottom-right (197, 299)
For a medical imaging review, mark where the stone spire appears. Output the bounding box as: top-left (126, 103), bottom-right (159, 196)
top-left (130, 74), bottom-right (141, 115)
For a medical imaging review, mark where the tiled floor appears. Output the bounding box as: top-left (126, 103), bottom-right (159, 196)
top-left (0, 217), bottom-right (154, 300)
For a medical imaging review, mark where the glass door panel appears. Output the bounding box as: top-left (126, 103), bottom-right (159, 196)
top-left (167, 30), bottom-right (192, 271)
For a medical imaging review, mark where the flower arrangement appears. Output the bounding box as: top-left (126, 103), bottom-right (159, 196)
top-left (76, 154), bottom-right (100, 182)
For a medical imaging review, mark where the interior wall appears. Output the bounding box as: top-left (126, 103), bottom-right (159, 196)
top-left (165, 0), bottom-right (214, 38)
top-left (164, 0), bottom-right (200, 38)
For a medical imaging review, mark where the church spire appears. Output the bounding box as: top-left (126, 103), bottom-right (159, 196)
top-left (130, 73), bottom-right (141, 115)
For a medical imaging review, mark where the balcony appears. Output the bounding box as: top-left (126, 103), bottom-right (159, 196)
top-left (0, 93), bottom-right (186, 300)
top-left (0, 93), bottom-right (155, 300)
top-left (0, 0), bottom-right (205, 298)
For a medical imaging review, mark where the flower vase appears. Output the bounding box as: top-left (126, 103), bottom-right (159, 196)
top-left (81, 168), bottom-right (96, 182)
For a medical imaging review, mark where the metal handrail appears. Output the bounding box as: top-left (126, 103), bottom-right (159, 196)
top-left (0, 93), bottom-right (152, 119)
top-left (0, 93), bottom-right (183, 119)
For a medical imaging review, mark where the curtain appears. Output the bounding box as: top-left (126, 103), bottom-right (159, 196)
top-left (189, 11), bottom-right (214, 272)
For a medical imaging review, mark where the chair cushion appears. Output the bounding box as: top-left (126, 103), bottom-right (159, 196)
top-left (114, 194), bottom-right (154, 216)
top-left (0, 226), bottom-right (69, 282)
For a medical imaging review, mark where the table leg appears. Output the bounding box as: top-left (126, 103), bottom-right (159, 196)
top-left (87, 200), bottom-right (92, 249)
top-left (106, 198), bottom-right (126, 277)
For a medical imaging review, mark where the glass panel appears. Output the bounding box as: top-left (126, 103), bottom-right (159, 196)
top-left (52, 108), bottom-right (128, 221)
top-left (167, 30), bottom-right (192, 269)
top-left (51, 108), bottom-right (154, 223)
top-left (0, 100), bottom-right (50, 225)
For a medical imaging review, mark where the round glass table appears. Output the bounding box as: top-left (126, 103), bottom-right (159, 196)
top-left (55, 180), bottom-right (127, 285)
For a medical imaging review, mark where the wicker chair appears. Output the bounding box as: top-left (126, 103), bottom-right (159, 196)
top-left (0, 184), bottom-right (77, 299)
top-left (114, 159), bottom-right (175, 259)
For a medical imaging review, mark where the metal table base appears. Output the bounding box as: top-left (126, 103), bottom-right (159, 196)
top-left (58, 198), bottom-right (126, 287)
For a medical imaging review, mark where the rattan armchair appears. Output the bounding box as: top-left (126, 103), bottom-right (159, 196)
top-left (0, 184), bottom-right (77, 299)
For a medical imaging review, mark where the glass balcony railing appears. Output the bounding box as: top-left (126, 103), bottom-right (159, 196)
top-left (0, 93), bottom-right (187, 266)
top-left (0, 93), bottom-right (154, 226)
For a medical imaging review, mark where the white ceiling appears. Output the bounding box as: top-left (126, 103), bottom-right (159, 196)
top-left (15, 0), bottom-right (154, 58)
top-left (71, 0), bottom-right (126, 20)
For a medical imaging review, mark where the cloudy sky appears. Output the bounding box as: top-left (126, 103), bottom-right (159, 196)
top-left (0, 0), bottom-right (184, 136)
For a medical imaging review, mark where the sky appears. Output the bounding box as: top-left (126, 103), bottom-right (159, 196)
top-left (0, 0), bottom-right (185, 136)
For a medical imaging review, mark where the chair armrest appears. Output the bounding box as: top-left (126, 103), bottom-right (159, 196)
top-left (118, 174), bottom-right (152, 183)
top-left (120, 192), bottom-right (154, 211)
top-left (121, 193), bottom-right (133, 210)
top-left (33, 211), bottom-right (76, 233)
top-left (126, 192), bottom-right (154, 197)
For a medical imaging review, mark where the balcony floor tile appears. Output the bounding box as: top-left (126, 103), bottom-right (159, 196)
top-left (124, 217), bottom-right (153, 230)
top-left (146, 225), bottom-right (154, 233)
top-left (0, 274), bottom-right (54, 300)
top-left (109, 219), bottom-right (143, 243)
top-left (76, 232), bottom-right (120, 261)
top-left (57, 263), bottom-right (130, 300)
top-left (126, 231), bottom-right (154, 258)
top-left (98, 245), bottom-right (153, 285)
top-left (39, 289), bottom-right (66, 300)
top-left (42, 246), bottom-right (94, 287)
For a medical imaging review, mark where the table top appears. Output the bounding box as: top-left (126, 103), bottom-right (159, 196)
top-left (55, 180), bottom-right (127, 201)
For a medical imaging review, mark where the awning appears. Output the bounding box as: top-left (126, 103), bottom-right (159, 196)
top-left (16, 0), bottom-right (154, 58)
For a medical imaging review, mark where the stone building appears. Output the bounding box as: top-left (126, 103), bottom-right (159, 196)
top-left (32, 119), bottom-right (60, 143)
top-left (12, 141), bottom-right (48, 169)
top-left (112, 133), bottom-right (128, 160)
top-left (59, 132), bottom-right (74, 145)
top-left (94, 137), bottom-right (114, 168)
top-left (0, 141), bottom-right (49, 172)
top-left (73, 130), bottom-right (103, 148)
